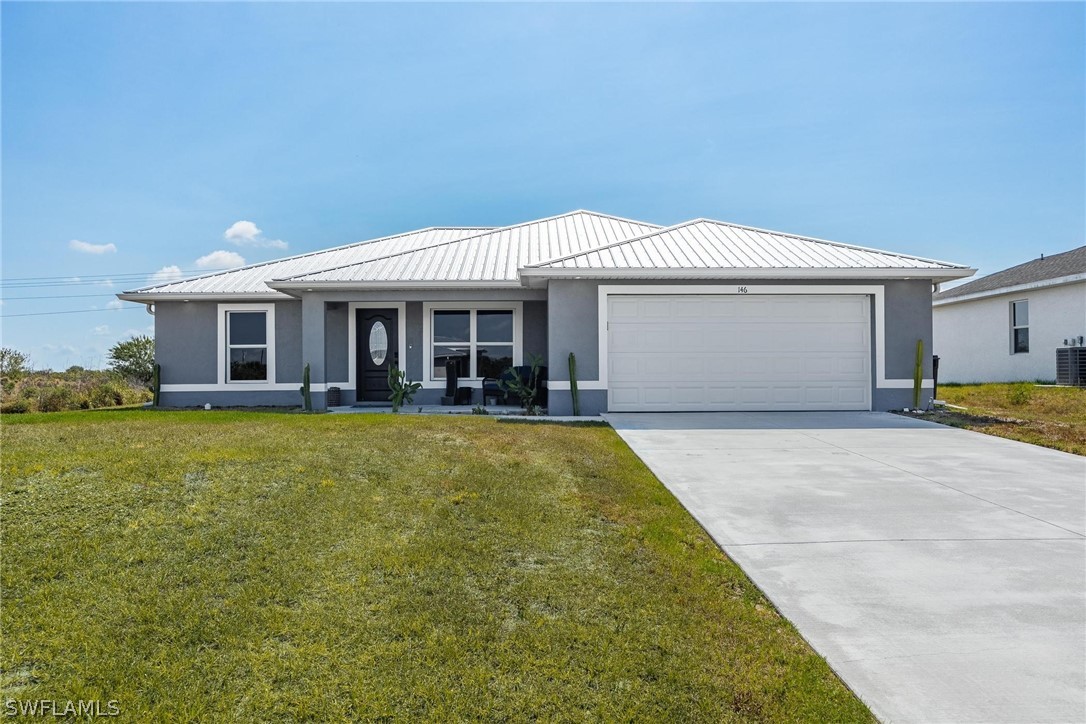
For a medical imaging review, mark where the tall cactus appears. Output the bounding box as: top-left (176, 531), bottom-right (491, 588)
top-left (912, 339), bottom-right (924, 409)
top-left (300, 363), bottom-right (312, 412)
top-left (568, 352), bottom-right (581, 417)
top-left (151, 363), bottom-right (161, 407)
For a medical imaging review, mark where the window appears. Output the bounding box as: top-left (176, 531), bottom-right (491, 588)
top-left (1011, 300), bottom-right (1029, 354)
top-left (227, 311), bottom-right (269, 381)
top-left (430, 307), bottom-right (515, 379)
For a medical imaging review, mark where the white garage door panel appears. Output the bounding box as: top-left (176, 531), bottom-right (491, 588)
top-left (608, 295), bottom-right (871, 411)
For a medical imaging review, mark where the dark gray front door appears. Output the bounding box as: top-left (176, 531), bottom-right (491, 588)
top-left (357, 308), bottom-right (398, 402)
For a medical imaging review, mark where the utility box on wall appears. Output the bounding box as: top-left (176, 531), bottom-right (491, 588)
top-left (1055, 347), bottom-right (1086, 387)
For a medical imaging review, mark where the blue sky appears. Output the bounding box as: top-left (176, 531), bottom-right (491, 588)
top-left (2, 2), bottom-right (1083, 371)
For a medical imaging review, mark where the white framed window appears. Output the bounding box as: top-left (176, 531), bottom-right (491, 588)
top-left (218, 303), bottom-right (276, 384)
top-left (1011, 300), bottom-right (1029, 354)
top-left (424, 302), bottom-right (522, 381)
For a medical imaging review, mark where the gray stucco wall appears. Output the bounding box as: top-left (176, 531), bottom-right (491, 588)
top-left (324, 303), bottom-right (349, 383)
top-left (545, 278), bottom-right (935, 415)
top-left (155, 301), bottom-right (218, 384)
top-left (274, 301), bottom-right (302, 384)
top-left (154, 300), bottom-right (301, 386)
top-left (154, 289), bottom-right (547, 409)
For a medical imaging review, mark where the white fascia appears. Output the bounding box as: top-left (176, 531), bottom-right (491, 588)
top-left (933, 274), bottom-right (1086, 306)
top-left (267, 280), bottom-right (524, 291)
top-left (518, 267), bottom-right (976, 282)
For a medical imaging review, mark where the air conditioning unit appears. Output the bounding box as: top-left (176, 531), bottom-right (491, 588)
top-left (1056, 347), bottom-right (1086, 387)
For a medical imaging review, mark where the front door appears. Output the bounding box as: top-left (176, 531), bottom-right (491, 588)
top-left (357, 308), bottom-right (398, 402)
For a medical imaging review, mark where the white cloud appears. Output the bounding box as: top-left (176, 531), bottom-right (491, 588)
top-left (69, 239), bottom-right (117, 254)
top-left (195, 250), bottom-right (246, 269)
top-left (93, 325), bottom-right (111, 336)
top-left (224, 220), bottom-right (260, 242)
top-left (149, 265), bottom-right (183, 284)
top-left (106, 299), bottom-right (124, 310)
top-left (223, 220), bottom-right (288, 250)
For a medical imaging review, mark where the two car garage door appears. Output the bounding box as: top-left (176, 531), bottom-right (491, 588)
top-left (607, 294), bottom-right (871, 412)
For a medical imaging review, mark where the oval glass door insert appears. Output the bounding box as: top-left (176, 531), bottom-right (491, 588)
top-left (369, 321), bottom-right (388, 365)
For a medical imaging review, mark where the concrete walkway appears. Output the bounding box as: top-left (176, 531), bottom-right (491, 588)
top-left (605, 412), bottom-right (1086, 724)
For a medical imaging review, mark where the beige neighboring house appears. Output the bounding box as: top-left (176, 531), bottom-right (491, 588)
top-left (933, 246), bottom-right (1086, 383)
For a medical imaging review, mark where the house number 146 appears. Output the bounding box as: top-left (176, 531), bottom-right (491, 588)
top-left (736, 286), bottom-right (748, 294)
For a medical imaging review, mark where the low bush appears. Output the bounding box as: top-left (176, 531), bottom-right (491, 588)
top-left (0, 399), bottom-right (30, 414)
top-left (37, 386), bottom-right (77, 412)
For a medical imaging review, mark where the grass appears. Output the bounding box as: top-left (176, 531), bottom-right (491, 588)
top-left (926, 383), bottom-right (1086, 455)
top-left (0, 410), bottom-right (871, 721)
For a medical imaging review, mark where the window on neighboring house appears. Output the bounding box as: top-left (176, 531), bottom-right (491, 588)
top-left (1011, 300), bottom-right (1029, 354)
top-left (431, 308), bottom-right (514, 379)
top-left (227, 311), bottom-right (269, 381)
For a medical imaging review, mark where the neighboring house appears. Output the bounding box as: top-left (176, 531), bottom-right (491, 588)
top-left (933, 246), bottom-right (1086, 383)
top-left (118, 210), bottom-right (974, 414)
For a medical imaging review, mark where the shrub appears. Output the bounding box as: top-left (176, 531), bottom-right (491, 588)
top-left (37, 386), bottom-right (77, 412)
top-left (0, 399), bottom-right (30, 414)
top-left (1007, 383), bottom-right (1033, 406)
top-left (88, 383), bottom-right (127, 409)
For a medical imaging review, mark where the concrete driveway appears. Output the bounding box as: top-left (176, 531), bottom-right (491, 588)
top-left (605, 412), bottom-right (1085, 724)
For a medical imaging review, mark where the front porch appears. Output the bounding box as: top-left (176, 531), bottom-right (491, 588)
top-left (299, 291), bottom-right (549, 409)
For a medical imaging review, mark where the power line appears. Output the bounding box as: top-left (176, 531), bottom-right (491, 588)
top-left (0, 269), bottom-right (205, 290)
top-left (0, 293), bottom-right (120, 301)
top-left (0, 306), bottom-right (145, 319)
top-left (0, 269), bottom-right (203, 282)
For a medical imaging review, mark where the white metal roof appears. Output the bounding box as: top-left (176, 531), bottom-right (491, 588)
top-left (269, 211), bottom-right (660, 287)
top-left (120, 227), bottom-right (492, 298)
top-left (120, 213), bottom-right (973, 301)
top-left (521, 219), bottom-right (974, 279)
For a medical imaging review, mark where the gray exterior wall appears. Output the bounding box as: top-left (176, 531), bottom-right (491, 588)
top-left (155, 301), bottom-right (218, 384)
top-left (275, 301), bottom-right (303, 383)
top-left (324, 303), bottom-right (349, 384)
top-left (154, 299), bottom-right (301, 385)
top-left (156, 290), bottom-right (546, 409)
top-left (545, 278), bottom-right (935, 416)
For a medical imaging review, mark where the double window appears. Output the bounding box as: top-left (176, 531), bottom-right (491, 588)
top-left (430, 307), bottom-right (516, 379)
top-left (1011, 300), bottom-right (1029, 354)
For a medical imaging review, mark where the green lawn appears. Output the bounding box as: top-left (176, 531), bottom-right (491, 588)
top-left (931, 383), bottom-right (1086, 455)
top-left (1, 410), bottom-right (870, 721)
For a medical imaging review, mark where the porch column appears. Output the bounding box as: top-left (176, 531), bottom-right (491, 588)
top-left (300, 295), bottom-right (327, 409)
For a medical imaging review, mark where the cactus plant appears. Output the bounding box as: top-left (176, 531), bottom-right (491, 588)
top-left (151, 363), bottom-right (161, 407)
top-left (300, 363), bottom-right (312, 412)
top-left (568, 352), bottom-right (580, 417)
top-left (912, 339), bottom-right (924, 409)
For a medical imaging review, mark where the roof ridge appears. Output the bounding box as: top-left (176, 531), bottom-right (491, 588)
top-left (526, 218), bottom-right (703, 267)
top-left (271, 210), bottom-right (661, 282)
top-left (123, 226), bottom-right (493, 294)
top-left (528, 217), bottom-right (969, 270)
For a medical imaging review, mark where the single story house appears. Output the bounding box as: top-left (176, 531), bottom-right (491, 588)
top-left (933, 245), bottom-right (1086, 383)
top-left (118, 210), bottom-right (975, 414)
